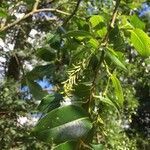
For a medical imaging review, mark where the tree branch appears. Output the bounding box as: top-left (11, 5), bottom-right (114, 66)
top-left (110, 0), bottom-right (121, 28)
top-left (34, 8), bottom-right (70, 15)
top-left (32, 0), bottom-right (40, 11)
top-left (86, 0), bottom-right (121, 111)
top-left (13, 53), bottom-right (25, 78)
top-left (0, 8), bottom-right (70, 32)
top-left (63, 0), bottom-right (82, 26)
top-left (102, 0), bottom-right (121, 46)
top-left (92, 0), bottom-right (121, 88)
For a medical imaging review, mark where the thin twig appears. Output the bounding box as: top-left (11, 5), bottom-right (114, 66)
top-left (12, 52), bottom-right (25, 78)
top-left (34, 8), bottom-right (70, 15)
top-left (102, 0), bottom-right (121, 46)
top-left (0, 12), bottom-right (32, 32)
top-left (63, 0), bottom-right (82, 26)
top-left (0, 8), bottom-right (70, 32)
top-left (96, 0), bottom-right (121, 83)
top-left (32, 0), bottom-right (40, 11)
top-left (110, 0), bottom-right (121, 28)
top-left (87, 0), bottom-right (121, 108)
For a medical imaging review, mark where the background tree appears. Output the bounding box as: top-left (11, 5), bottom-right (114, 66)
top-left (0, 0), bottom-right (150, 149)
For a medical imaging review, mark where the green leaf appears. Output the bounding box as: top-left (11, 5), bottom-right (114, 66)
top-left (75, 18), bottom-right (90, 31)
top-left (89, 15), bottom-right (104, 28)
top-left (89, 54), bottom-right (99, 70)
top-left (26, 64), bottom-right (54, 80)
top-left (110, 74), bottom-right (124, 106)
top-left (0, 8), bottom-right (7, 18)
top-left (88, 38), bottom-right (99, 49)
top-left (106, 48), bottom-right (127, 70)
top-left (90, 144), bottom-right (105, 150)
top-left (63, 30), bottom-right (92, 38)
top-left (130, 28), bottom-right (150, 57)
top-left (119, 15), bottom-right (134, 30)
top-left (73, 83), bottom-right (91, 102)
top-left (109, 26), bottom-right (124, 51)
top-left (53, 141), bottom-right (78, 150)
top-left (93, 95), bottom-right (118, 110)
top-left (96, 26), bottom-right (107, 38)
top-left (38, 93), bottom-right (62, 113)
top-left (25, 0), bottom-right (35, 5)
top-left (129, 15), bottom-right (145, 30)
top-left (32, 105), bottom-right (92, 143)
top-left (36, 47), bottom-right (56, 62)
top-left (47, 34), bottom-right (61, 50)
top-left (26, 80), bottom-right (47, 100)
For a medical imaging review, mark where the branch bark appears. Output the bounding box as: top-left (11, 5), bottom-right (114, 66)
top-left (0, 2), bottom-right (70, 32)
top-left (32, 0), bottom-right (40, 11)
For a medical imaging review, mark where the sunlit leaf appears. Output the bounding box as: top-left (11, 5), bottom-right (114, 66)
top-left (130, 28), bottom-right (150, 57)
top-left (88, 38), bottom-right (99, 49)
top-left (0, 8), bottom-right (7, 18)
top-left (106, 48), bottom-right (127, 70)
top-left (96, 26), bottom-right (107, 38)
top-left (129, 15), bottom-right (145, 30)
top-left (110, 74), bottom-right (124, 106)
top-left (89, 15), bottom-right (104, 28)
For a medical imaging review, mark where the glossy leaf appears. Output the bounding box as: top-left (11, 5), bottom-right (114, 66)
top-left (111, 74), bottom-right (124, 106)
top-left (32, 105), bottom-right (92, 143)
top-left (130, 28), bottom-right (150, 57)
